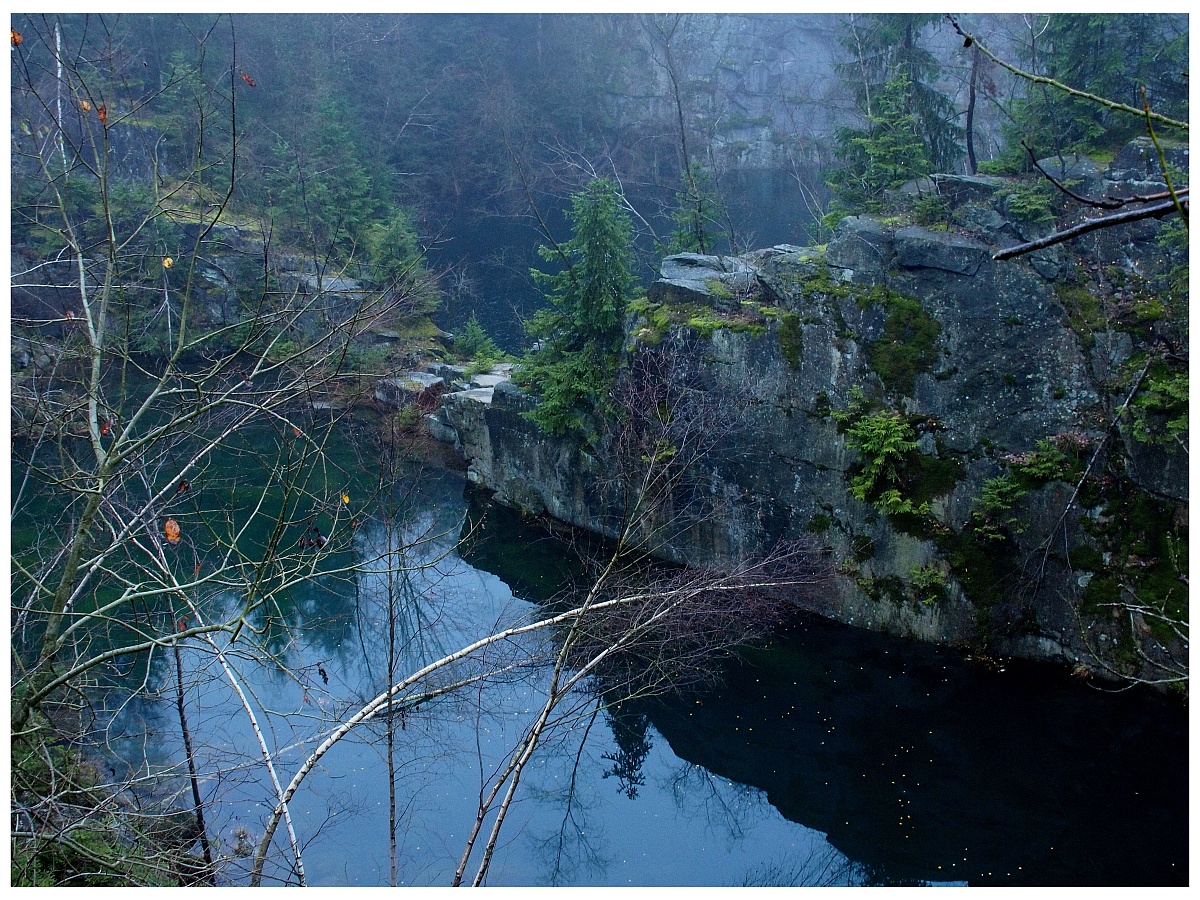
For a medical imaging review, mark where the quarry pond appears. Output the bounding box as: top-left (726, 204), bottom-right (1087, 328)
top-left (121, 466), bottom-right (1186, 887)
top-left (11, 13), bottom-right (1188, 889)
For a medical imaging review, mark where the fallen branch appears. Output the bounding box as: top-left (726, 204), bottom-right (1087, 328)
top-left (993, 197), bottom-right (1186, 260)
top-left (251, 549), bottom-right (821, 883)
top-left (1024, 143), bottom-right (1190, 211)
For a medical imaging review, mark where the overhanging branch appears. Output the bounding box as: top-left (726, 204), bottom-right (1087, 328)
top-left (946, 15), bottom-right (1189, 133)
top-left (993, 196), bottom-right (1188, 260)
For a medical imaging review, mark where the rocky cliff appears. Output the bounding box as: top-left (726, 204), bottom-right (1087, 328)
top-left (426, 144), bottom-right (1188, 684)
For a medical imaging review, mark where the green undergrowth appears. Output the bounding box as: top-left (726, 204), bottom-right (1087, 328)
top-left (1128, 360), bottom-right (1188, 446)
top-left (1056, 258), bottom-right (1185, 353)
top-left (995, 179), bottom-right (1059, 224)
top-left (1078, 485), bottom-right (1188, 647)
top-left (832, 388), bottom-right (962, 530)
top-left (11, 724), bottom-right (200, 886)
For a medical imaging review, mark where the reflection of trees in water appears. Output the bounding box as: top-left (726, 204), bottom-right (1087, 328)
top-left (665, 762), bottom-right (761, 844)
top-left (527, 698), bottom-right (613, 887)
top-left (601, 701), bottom-right (653, 800)
top-left (349, 489), bottom-right (554, 885)
top-left (741, 846), bottom-right (867, 887)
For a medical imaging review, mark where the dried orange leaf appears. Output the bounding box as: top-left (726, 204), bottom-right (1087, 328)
top-left (164, 518), bottom-right (181, 544)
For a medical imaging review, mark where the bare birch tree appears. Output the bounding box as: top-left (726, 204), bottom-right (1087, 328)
top-left (10, 14), bottom-right (436, 884)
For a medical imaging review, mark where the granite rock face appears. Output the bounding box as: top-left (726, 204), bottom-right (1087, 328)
top-left (427, 145), bottom-right (1189, 682)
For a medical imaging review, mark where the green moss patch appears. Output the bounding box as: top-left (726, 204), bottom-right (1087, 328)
top-left (778, 312), bottom-right (802, 369)
top-left (863, 292), bottom-right (942, 396)
top-left (629, 297), bottom-right (766, 343)
top-left (1055, 283), bottom-right (1106, 350)
top-left (776, 267), bottom-right (943, 395)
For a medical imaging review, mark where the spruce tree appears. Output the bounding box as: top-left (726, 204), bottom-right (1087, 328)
top-left (669, 163), bottom-right (725, 255)
top-left (520, 177), bottom-right (638, 439)
top-left (828, 14), bottom-right (961, 214)
top-left (827, 74), bottom-right (934, 212)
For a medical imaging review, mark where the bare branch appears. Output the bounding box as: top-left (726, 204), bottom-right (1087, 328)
top-left (993, 197), bottom-right (1187, 260)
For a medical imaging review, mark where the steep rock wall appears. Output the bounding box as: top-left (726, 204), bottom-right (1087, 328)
top-left (430, 154), bottom-right (1188, 682)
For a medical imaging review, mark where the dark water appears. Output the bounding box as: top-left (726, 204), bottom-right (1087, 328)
top-left (463, 494), bottom-right (1190, 887)
top-left (103, 465), bottom-right (1186, 886)
top-left (645, 624), bottom-right (1188, 886)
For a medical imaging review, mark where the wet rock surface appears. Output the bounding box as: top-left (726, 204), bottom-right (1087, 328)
top-left (432, 146), bottom-right (1188, 682)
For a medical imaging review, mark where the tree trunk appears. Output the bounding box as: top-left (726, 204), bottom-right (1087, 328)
top-left (965, 45), bottom-right (980, 175)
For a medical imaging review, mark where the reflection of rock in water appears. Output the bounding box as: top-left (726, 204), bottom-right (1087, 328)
top-left (642, 614), bottom-right (1188, 887)
top-left (456, 487), bottom-right (587, 604)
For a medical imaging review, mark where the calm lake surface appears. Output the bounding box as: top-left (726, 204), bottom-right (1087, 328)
top-left (116, 466), bottom-right (1186, 887)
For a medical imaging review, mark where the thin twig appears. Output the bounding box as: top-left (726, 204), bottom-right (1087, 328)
top-left (1033, 351), bottom-right (1159, 587)
top-left (172, 642), bottom-right (214, 883)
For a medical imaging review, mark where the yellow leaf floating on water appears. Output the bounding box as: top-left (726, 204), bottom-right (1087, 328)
top-left (163, 256), bottom-right (174, 269)
top-left (79, 99), bottom-right (91, 112)
top-left (11, 29), bottom-right (22, 47)
top-left (341, 493), bottom-right (350, 504)
top-left (164, 518), bottom-right (181, 544)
